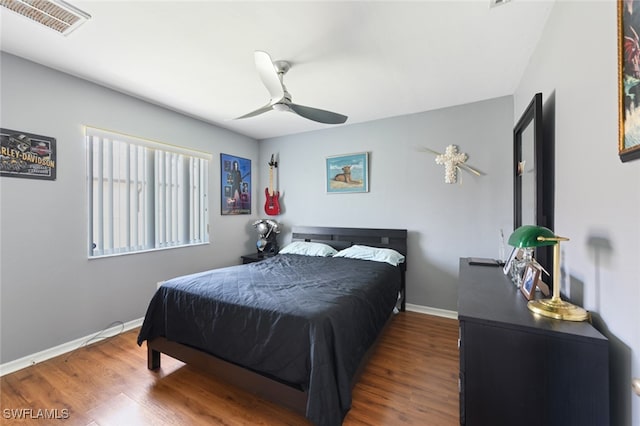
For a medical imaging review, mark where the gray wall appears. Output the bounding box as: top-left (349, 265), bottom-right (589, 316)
top-left (0, 54), bottom-right (513, 364)
top-left (0, 53), bottom-right (260, 363)
top-left (514, 2), bottom-right (640, 424)
top-left (258, 96), bottom-right (514, 310)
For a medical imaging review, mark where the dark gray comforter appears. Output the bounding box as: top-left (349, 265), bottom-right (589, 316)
top-left (137, 253), bottom-right (401, 426)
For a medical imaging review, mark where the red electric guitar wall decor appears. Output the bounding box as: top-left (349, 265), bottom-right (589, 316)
top-left (264, 154), bottom-right (281, 215)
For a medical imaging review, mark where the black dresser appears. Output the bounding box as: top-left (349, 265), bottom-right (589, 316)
top-left (458, 258), bottom-right (609, 426)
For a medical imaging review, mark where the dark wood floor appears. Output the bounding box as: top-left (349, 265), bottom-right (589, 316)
top-left (1, 312), bottom-right (459, 425)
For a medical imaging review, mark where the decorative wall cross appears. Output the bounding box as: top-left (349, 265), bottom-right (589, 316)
top-left (417, 144), bottom-right (482, 184)
top-left (435, 145), bottom-right (468, 184)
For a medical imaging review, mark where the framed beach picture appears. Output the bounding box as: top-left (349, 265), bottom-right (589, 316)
top-left (326, 152), bottom-right (369, 193)
top-left (221, 153), bottom-right (251, 215)
top-left (618, 0), bottom-right (640, 162)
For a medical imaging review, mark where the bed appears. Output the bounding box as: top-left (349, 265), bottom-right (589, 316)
top-left (137, 226), bottom-right (407, 426)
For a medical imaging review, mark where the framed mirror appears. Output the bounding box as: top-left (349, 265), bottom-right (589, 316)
top-left (513, 92), bottom-right (554, 281)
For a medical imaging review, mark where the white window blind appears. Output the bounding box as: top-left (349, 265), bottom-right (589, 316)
top-left (86, 127), bottom-right (209, 257)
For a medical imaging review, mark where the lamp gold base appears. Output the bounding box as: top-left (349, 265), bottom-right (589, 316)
top-left (527, 298), bottom-right (589, 322)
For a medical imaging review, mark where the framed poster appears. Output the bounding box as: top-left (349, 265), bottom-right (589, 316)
top-left (326, 152), bottom-right (369, 193)
top-left (221, 153), bottom-right (251, 215)
top-left (619, 0), bottom-right (640, 162)
top-left (0, 128), bottom-right (57, 180)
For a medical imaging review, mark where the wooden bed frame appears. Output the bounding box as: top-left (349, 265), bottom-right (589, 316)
top-left (146, 226), bottom-right (408, 417)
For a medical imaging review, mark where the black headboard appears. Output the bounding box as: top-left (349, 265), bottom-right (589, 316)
top-left (291, 226), bottom-right (407, 262)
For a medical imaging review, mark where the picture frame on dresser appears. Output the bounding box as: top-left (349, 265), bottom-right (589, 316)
top-left (503, 247), bottom-right (521, 275)
top-left (520, 263), bottom-right (540, 300)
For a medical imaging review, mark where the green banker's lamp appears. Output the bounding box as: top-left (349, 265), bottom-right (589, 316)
top-left (508, 225), bottom-right (589, 322)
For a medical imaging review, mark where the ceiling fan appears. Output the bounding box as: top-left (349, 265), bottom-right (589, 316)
top-left (234, 51), bottom-right (348, 125)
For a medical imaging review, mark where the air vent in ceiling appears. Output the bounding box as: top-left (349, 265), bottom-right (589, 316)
top-left (0, 0), bottom-right (91, 35)
top-left (489, 0), bottom-right (512, 8)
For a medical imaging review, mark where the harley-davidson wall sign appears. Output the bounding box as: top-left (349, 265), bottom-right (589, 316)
top-left (0, 128), bottom-right (57, 180)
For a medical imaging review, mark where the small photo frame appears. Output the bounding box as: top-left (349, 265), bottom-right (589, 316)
top-left (520, 263), bottom-right (541, 300)
top-left (503, 247), bottom-right (521, 275)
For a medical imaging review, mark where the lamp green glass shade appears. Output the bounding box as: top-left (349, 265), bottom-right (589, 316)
top-left (508, 225), bottom-right (589, 322)
top-left (508, 225), bottom-right (557, 248)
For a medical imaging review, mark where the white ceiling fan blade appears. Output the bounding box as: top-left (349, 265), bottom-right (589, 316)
top-left (233, 103), bottom-right (274, 120)
top-left (254, 51), bottom-right (284, 101)
top-left (288, 103), bottom-right (348, 124)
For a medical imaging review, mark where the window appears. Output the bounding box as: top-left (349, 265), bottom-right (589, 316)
top-left (86, 127), bottom-right (209, 257)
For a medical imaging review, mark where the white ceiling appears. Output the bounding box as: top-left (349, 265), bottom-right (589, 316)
top-left (0, 0), bottom-right (554, 140)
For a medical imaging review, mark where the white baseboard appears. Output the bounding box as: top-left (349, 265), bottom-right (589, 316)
top-left (0, 318), bottom-right (144, 377)
top-left (405, 303), bottom-right (458, 320)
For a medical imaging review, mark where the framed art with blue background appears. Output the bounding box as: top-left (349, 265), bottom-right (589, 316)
top-left (221, 153), bottom-right (251, 215)
top-left (326, 152), bottom-right (369, 193)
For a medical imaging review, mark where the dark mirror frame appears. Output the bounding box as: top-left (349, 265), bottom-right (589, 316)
top-left (513, 92), bottom-right (554, 282)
